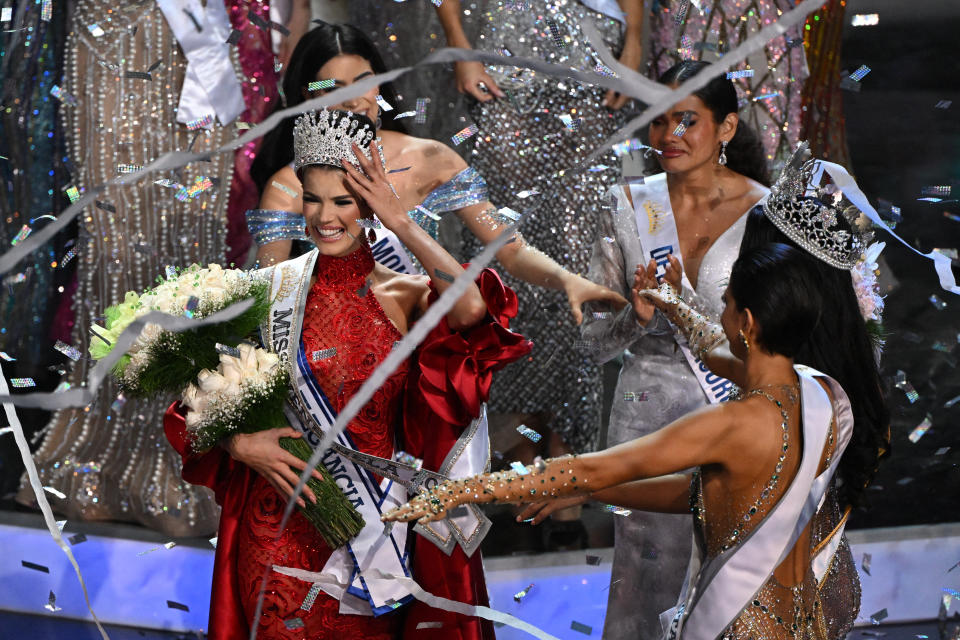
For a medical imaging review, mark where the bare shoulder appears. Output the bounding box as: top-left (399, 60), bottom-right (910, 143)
top-left (260, 166), bottom-right (302, 210)
top-left (377, 268), bottom-right (430, 299)
top-left (404, 135), bottom-right (466, 176)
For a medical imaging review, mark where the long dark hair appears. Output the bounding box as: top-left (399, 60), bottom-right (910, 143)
top-left (740, 208), bottom-right (890, 509)
top-left (657, 61), bottom-right (771, 187)
top-left (250, 23), bottom-right (404, 195)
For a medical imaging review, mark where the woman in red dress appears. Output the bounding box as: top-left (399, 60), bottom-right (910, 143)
top-left (165, 109), bottom-right (530, 639)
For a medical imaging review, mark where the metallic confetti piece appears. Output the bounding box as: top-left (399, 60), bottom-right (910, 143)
top-left (356, 218), bottom-right (382, 229)
top-left (412, 205), bottom-right (441, 223)
top-left (10, 224), bottom-right (31, 246)
top-left (416, 622), bottom-right (444, 630)
top-left (559, 114), bottom-right (581, 132)
top-left (517, 425), bottom-right (542, 443)
top-left (851, 13), bottom-right (879, 26)
top-left (545, 18), bottom-right (564, 47)
top-left (44, 486), bottom-right (66, 499)
top-left (394, 451), bottom-right (423, 471)
top-left (64, 185), bottom-right (81, 203)
top-left (510, 461), bottom-right (531, 476)
top-left (394, 110), bottom-right (417, 120)
top-left (356, 279), bottom-right (371, 298)
top-left (586, 555), bottom-right (601, 566)
top-left (623, 391), bottom-right (648, 402)
top-left (300, 582), bottom-right (322, 611)
top-left (603, 503), bottom-right (632, 516)
top-left (496, 207), bottom-right (522, 222)
top-left (0, 352), bottom-right (14, 361)
top-left (167, 600), bottom-right (189, 612)
top-left (593, 62), bottom-right (616, 77)
top-left (944, 394), bottom-right (960, 408)
top-left (311, 347), bottom-right (336, 361)
top-left (726, 69), bottom-right (755, 79)
top-left (10, 378), bottom-right (36, 388)
top-left (908, 415), bottom-right (932, 443)
top-left (415, 97), bottom-right (429, 124)
top-left (922, 185), bottom-right (951, 196)
top-left (894, 370), bottom-right (919, 403)
top-left (861, 553), bottom-right (872, 576)
top-left (850, 65), bottom-right (871, 82)
top-left (87, 23), bottom-right (105, 37)
top-left (117, 164), bottom-right (142, 174)
top-left (935, 100), bottom-right (952, 109)
top-left (226, 28), bottom-right (242, 45)
top-left (571, 621), bottom-right (593, 635)
top-left (376, 95), bottom-right (393, 111)
top-left (0, 7), bottom-right (11, 21)
top-left (22, 560), bottom-right (50, 573)
top-left (869, 608), bottom-right (888, 624)
top-left (184, 296), bottom-right (199, 319)
top-left (932, 341), bottom-right (953, 353)
top-left (215, 343), bottom-right (241, 358)
top-left (307, 79), bottom-right (336, 92)
top-left (673, 112), bottom-right (693, 137)
top-left (515, 189), bottom-right (540, 199)
top-left (45, 590), bottom-right (61, 612)
top-left (186, 114), bottom-right (214, 131)
top-left (138, 541), bottom-right (177, 556)
top-left (50, 85), bottom-right (77, 107)
top-left (69, 533), bottom-right (87, 546)
top-left (674, 0), bottom-right (690, 25)
top-left (592, 311), bottom-right (612, 319)
top-left (929, 294), bottom-right (948, 310)
top-left (283, 618), bottom-right (304, 630)
top-left (182, 8), bottom-right (203, 31)
top-left (246, 8), bottom-right (269, 29)
top-left (54, 340), bottom-right (82, 362)
top-left (124, 70), bottom-right (152, 81)
top-left (451, 124), bottom-right (479, 146)
top-left (513, 583), bottom-right (534, 603)
top-left (54, 382), bottom-right (72, 393)
top-left (679, 35), bottom-right (695, 59)
top-left (208, 537), bottom-right (218, 548)
top-left (271, 180), bottom-right (299, 198)
top-left (935, 447), bottom-right (951, 456)
top-left (94, 200), bottom-right (117, 214)
top-left (434, 269), bottom-right (455, 283)
top-left (110, 394), bottom-right (127, 412)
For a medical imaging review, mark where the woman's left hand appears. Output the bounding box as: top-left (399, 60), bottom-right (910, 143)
top-left (602, 37), bottom-right (643, 110)
top-left (564, 274), bottom-right (629, 325)
top-left (341, 142), bottom-right (409, 231)
top-left (383, 487), bottom-right (455, 524)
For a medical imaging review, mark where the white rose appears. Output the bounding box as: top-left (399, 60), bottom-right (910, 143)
top-left (238, 343), bottom-right (259, 371)
top-left (219, 355), bottom-right (244, 384)
top-left (181, 383), bottom-right (210, 415)
top-left (184, 411), bottom-right (204, 430)
top-left (255, 349), bottom-right (279, 373)
top-left (205, 287), bottom-right (227, 307)
top-left (202, 264), bottom-right (227, 290)
top-left (224, 381), bottom-right (242, 398)
top-left (197, 369), bottom-right (229, 394)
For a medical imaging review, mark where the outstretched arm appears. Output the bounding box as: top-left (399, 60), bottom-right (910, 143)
top-left (435, 0), bottom-right (505, 101)
top-left (343, 143), bottom-right (487, 330)
top-left (385, 401), bottom-right (741, 523)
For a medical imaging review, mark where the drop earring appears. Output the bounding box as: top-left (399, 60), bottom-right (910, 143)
top-left (739, 329), bottom-right (750, 352)
top-left (718, 140), bottom-right (728, 166)
top-left (367, 228), bottom-right (377, 244)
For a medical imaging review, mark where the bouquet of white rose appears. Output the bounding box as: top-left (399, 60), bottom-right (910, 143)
top-left (89, 263), bottom-right (270, 397)
top-left (180, 343), bottom-right (364, 549)
top-left (90, 264), bottom-right (364, 549)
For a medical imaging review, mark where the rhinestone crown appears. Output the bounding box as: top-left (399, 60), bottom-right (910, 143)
top-left (293, 109), bottom-right (375, 174)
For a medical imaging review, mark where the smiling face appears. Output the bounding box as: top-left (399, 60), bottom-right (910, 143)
top-left (305, 54), bottom-right (380, 127)
top-left (301, 165), bottom-right (369, 257)
top-left (648, 91), bottom-right (737, 175)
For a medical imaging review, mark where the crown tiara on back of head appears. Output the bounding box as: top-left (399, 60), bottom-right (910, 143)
top-left (762, 142), bottom-right (868, 270)
top-left (293, 109), bottom-right (376, 175)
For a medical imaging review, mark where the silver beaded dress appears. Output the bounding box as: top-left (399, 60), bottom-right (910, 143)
top-left (580, 179), bottom-right (758, 638)
top-left (647, 0), bottom-right (808, 168)
top-left (462, 0), bottom-right (628, 453)
top-left (16, 1), bottom-right (240, 537)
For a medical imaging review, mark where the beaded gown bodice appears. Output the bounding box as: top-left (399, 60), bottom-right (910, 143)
top-left (691, 385), bottom-right (836, 639)
top-left (236, 244), bottom-right (408, 639)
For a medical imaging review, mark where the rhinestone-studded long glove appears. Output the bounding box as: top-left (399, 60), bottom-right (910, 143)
top-left (639, 282), bottom-right (727, 361)
top-left (382, 456), bottom-right (586, 524)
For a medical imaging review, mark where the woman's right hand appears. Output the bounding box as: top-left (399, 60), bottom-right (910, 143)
top-left (454, 61), bottom-right (505, 102)
top-left (222, 428), bottom-right (323, 508)
top-left (516, 494), bottom-right (589, 525)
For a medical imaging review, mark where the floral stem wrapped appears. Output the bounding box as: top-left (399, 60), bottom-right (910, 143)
top-left (180, 343), bottom-right (364, 549)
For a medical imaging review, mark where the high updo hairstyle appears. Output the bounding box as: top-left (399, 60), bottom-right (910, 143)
top-left (740, 208), bottom-right (890, 510)
top-left (251, 22), bottom-right (404, 195)
top-left (657, 61), bottom-right (771, 187)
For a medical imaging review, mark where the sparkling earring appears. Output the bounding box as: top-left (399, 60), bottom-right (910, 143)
top-left (739, 329), bottom-right (750, 352)
top-left (376, 105), bottom-right (383, 130)
top-left (719, 140), bottom-right (728, 166)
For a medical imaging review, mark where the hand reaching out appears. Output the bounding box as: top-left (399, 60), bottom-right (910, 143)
top-left (630, 260), bottom-right (659, 323)
top-left (564, 274), bottom-right (628, 325)
top-left (454, 61), bottom-right (505, 102)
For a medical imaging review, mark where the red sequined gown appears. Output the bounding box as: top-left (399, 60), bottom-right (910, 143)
top-left (165, 243), bottom-right (531, 640)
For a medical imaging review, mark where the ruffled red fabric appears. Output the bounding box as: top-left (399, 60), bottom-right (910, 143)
top-left (401, 268), bottom-right (532, 640)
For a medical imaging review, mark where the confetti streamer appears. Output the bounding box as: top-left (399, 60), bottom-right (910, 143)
top-left (450, 124), bottom-right (478, 146)
top-left (517, 424), bottom-right (542, 442)
top-left (753, 92), bottom-right (780, 102)
top-left (138, 541), bottom-right (177, 556)
top-left (311, 347), bottom-right (336, 361)
top-left (271, 180), bottom-right (299, 198)
top-left (908, 414), bottom-right (932, 443)
top-left (515, 189), bottom-right (540, 199)
top-left (307, 79), bottom-right (336, 92)
top-left (513, 583), bottom-right (535, 603)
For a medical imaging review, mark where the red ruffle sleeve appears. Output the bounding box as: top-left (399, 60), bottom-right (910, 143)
top-left (163, 403), bottom-right (256, 640)
top-left (401, 268), bottom-right (532, 640)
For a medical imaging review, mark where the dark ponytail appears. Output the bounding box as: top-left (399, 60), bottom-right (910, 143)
top-left (658, 61), bottom-right (771, 187)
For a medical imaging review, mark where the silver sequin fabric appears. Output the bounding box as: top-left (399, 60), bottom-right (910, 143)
top-left (16, 1), bottom-right (239, 537)
top-left (580, 181), bottom-right (756, 638)
top-left (463, 0), bottom-right (627, 453)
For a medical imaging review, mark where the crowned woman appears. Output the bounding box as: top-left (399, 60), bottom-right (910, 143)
top-left (164, 108), bottom-right (531, 639)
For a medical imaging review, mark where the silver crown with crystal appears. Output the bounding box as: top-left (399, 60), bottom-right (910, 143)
top-left (293, 109), bottom-right (376, 174)
top-left (763, 142), bottom-right (868, 270)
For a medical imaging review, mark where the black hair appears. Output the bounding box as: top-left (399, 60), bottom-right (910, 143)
top-left (729, 243), bottom-right (823, 360)
top-left (740, 208), bottom-right (890, 510)
top-left (657, 61), bottom-right (771, 187)
top-left (250, 23), bottom-right (404, 195)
